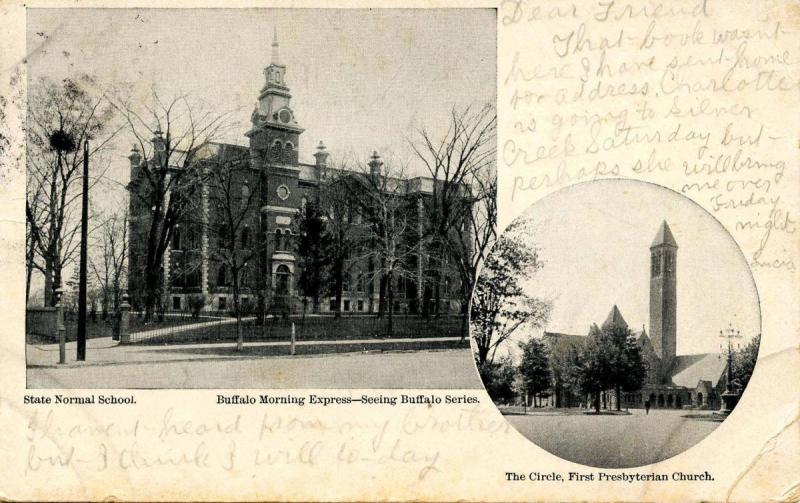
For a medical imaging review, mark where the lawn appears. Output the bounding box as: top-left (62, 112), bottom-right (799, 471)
top-left (133, 315), bottom-right (464, 344)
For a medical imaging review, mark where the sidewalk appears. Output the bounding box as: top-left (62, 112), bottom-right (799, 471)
top-left (26, 335), bottom-right (468, 368)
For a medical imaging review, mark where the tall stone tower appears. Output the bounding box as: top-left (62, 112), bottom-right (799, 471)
top-left (245, 29), bottom-right (305, 296)
top-left (649, 220), bottom-right (678, 373)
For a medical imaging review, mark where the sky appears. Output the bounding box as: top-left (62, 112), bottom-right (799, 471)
top-left (26, 8), bottom-right (496, 183)
top-left (25, 8), bottom-right (495, 295)
top-left (500, 179), bottom-right (761, 357)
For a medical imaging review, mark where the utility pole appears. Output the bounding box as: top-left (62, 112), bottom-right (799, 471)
top-left (77, 138), bottom-right (89, 361)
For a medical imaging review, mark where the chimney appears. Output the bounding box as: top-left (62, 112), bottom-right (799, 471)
top-left (313, 140), bottom-right (329, 167)
top-left (368, 150), bottom-right (383, 177)
top-left (152, 128), bottom-right (166, 166)
top-left (128, 144), bottom-right (142, 167)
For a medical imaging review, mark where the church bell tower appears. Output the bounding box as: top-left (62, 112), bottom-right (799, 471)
top-left (245, 28), bottom-right (305, 299)
top-left (649, 221), bottom-right (678, 371)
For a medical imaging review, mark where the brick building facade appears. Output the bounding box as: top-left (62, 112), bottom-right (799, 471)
top-left (127, 34), bottom-right (466, 316)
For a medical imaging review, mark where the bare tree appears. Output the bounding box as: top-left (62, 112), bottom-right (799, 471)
top-left (202, 146), bottom-right (259, 350)
top-left (90, 209), bottom-right (128, 319)
top-left (410, 103), bottom-right (496, 324)
top-left (452, 170), bottom-right (497, 339)
top-left (317, 158), bottom-right (361, 319)
top-left (346, 153), bottom-right (419, 335)
top-left (26, 75), bottom-right (119, 306)
top-left (109, 89), bottom-right (234, 321)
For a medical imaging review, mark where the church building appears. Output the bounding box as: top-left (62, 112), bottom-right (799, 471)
top-left (126, 32), bottom-right (466, 316)
top-left (543, 221), bottom-right (729, 410)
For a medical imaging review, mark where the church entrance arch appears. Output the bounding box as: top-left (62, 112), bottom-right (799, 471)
top-left (657, 394), bottom-right (664, 407)
top-left (696, 392), bottom-right (703, 408)
top-left (675, 395), bottom-right (682, 408)
top-left (649, 393), bottom-right (656, 407)
top-left (667, 394), bottom-right (673, 408)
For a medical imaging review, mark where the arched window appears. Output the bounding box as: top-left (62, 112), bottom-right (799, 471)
top-left (241, 226), bottom-right (250, 248)
top-left (172, 226), bottom-right (181, 250)
top-left (275, 229), bottom-right (283, 251)
top-left (219, 224), bottom-right (229, 249)
top-left (283, 142), bottom-right (294, 164)
top-left (275, 264), bottom-right (290, 295)
top-left (217, 264), bottom-right (227, 287)
top-left (282, 229), bottom-right (292, 251)
top-left (271, 141), bottom-right (282, 162)
top-left (241, 184), bottom-right (250, 205)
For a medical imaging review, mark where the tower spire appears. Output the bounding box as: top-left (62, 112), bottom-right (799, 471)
top-left (271, 27), bottom-right (280, 65)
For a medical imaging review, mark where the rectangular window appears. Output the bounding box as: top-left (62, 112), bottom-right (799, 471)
top-left (329, 298), bottom-right (337, 311)
top-left (219, 297), bottom-right (227, 310)
top-left (343, 300), bottom-right (351, 311)
top-left (357, 300), bottom-right (364, 312)
top-left (172, 296), bottom-right (181, 310)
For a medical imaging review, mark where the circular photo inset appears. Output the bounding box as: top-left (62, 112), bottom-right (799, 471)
top-left (470, 179), bottom-right (761, 468)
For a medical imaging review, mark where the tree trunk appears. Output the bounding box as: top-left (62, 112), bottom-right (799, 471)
top-left (44, 262), bottom-right (53, 307)
top-left (334, 259), bottom-right (343, 319)
top-left (52, 260), bottom-right (62, 308)
top-left (387, 271), bottom-right (394, 337)
top-left (433, 272), bottom-right (441, 318)
top-left (233, 269), bottom-right (242, 351)
top-left (594, 390), bottom-right (601, 413)
top-left (615, 385), bottom-right (622, 411)
top-left (25, 236), bottom-right (35, 305)
top-left (477, 344), bottom-right (489, 366)
top-left (144, 268), bottom-right (158, 322)
top-left (377, 275), bottom-right (386, 319)
top-left (460, 284), bottom-right (471, 342)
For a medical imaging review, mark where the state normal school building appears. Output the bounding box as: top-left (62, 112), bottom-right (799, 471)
top-left (126, 33), bottom-right (467, 316)
top-left (544, 222), bottom-right (730, 410)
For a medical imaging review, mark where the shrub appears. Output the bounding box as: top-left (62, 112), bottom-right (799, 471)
top-left (187, 294), bottom-right (207, 319)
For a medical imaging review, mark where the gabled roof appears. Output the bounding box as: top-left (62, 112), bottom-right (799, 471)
top-left (542, 331), bottom-right (585, 355)
top-left (669, 353), bottom-right (727, 388)
top-left (637, 330), bottom-right (654, 351)
top-left (602, 305), bottom-right (628, 330)
top-left (651, 220), bottom-right (678, 248)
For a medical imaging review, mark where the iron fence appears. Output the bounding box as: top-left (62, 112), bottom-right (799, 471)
top-left (129, 313), bottom-right (465, 345)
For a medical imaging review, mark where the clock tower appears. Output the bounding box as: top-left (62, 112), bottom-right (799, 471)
top-left (246, 28), bottom-right (305, 299)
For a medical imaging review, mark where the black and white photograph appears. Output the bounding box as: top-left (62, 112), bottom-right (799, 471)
top-left (470, 179), bottom-right (761, 468)
top-left (24, 8), bottom-right (496, 389)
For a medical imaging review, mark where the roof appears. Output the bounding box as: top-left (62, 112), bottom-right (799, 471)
top-left (542, 331), bottom-right (585, 355)
top-left (637, 330), bottom-right (655, 352)
top-left (602, 305), bottom-right (628, 330)
top-left (669, 353), bottom-right (727, 388)
top-left (651, 220), bottom-right (678, 248)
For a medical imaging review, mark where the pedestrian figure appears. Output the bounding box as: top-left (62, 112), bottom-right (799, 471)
top-left (645, 399), bottom-right (651, 415)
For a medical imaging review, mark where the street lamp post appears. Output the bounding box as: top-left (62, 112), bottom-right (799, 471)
top-left (76, 138), bottom-right (89, 361)
top-left (718, 324), bottom-right (742, 415)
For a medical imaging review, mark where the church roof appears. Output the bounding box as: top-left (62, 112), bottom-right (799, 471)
top-left (651, 220), bottom-right (678, 248)
top-left (669, 353), bottom-right (727, 388)
top-left (542, 331), bottom-right (586, 354)
top-left (602, 305), bottom-right (628, 330)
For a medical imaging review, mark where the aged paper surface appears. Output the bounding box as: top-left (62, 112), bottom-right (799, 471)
top-left (1, 0), bottom-right (798, 501)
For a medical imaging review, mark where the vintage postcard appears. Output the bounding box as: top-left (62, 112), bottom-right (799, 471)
top-left (0, 1), bottom-right (798, 501)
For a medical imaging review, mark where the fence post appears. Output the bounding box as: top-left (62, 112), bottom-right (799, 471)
top-left (290, 321), bottom-right (295, 355)
top-left (56, 291), bottom-right (66, 364)
top-left (118, 293), bottom-right (131, 344)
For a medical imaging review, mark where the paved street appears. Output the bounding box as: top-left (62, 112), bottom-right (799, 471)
top-left (27, 348), bottom-right (482, 389)
top-left (506, 408), bottom-right (722, 468)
